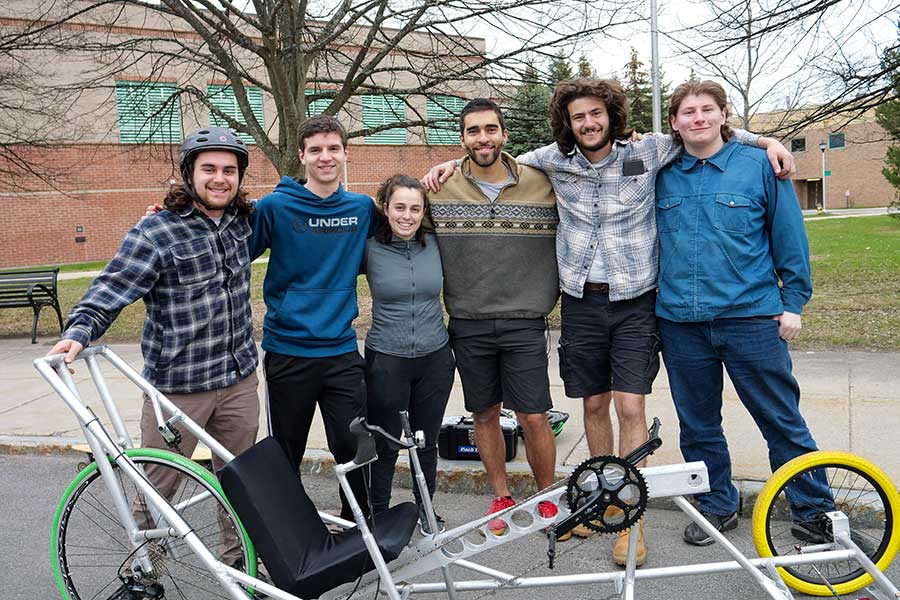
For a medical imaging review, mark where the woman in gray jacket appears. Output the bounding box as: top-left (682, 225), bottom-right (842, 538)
top-left (363, 174), bottom-right (455, 533)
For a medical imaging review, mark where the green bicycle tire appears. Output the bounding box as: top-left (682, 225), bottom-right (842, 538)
top-left (51, 447), bottom-right (257, 599)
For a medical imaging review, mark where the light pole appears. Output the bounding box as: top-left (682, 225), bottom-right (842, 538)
top-left (819, 140), bottom-right (827, 213)
top-left (650, 0), bottom-right (662, 133)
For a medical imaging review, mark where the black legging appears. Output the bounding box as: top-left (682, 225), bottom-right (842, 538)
top-left (364, 343), bottom-right (455, 514)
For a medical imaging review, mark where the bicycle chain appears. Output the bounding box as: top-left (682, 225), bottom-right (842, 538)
top-left (378, 456), bottom-right (647, 600)
top-left (469, 456), bottom-right (648, 599)
top-left (471, 532), bottom-right (609, 600)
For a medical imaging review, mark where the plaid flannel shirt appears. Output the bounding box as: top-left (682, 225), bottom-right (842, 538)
top-left (518, 130), bottom-right (759, 300)
top-left (63, 206), bottom-right (257, 393)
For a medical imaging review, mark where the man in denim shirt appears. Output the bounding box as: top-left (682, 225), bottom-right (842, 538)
top-left (49, 127), bottom-right (259, 572)
top-left (656, 80), bottom-right (833, 547)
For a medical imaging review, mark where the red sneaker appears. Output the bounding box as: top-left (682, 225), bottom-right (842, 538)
top-left (539, 500), bottom-right (571, 540)
top-left (486, 496), bottom-right (516, 535)
top-left (538, 501), bottom-right (558, 519)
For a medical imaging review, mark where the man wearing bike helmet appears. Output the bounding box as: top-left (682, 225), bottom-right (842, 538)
top-left (48, 126), bottom-right (259, 570)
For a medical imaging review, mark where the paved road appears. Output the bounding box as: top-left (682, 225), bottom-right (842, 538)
top-left (4, 453), bottom-right (897, 600)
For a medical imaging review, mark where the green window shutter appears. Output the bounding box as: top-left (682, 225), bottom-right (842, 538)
top-left (427, 95), bottom-right (466, 144)
top-left (828, 132), bottom-right (846, 149)
top-left (362, 95), bottom-right (407, 144)
top-left (208, 84), bottom-right (264, 144)
top-left (115, 81), bottom-right (181, 144)
top-left (304, 89), bottom-right (331, 117)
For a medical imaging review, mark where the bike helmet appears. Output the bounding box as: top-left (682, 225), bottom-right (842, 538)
top-left (516, 410), bottom-right (570, 439)
top-left (179, 127), bottom-right (249, 183)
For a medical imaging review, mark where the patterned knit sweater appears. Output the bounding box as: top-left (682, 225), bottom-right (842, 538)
top-left (429, 152), bottom-right (560, 319)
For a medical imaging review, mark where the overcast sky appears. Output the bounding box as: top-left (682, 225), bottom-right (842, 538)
top-left (477, 0), bottom-right (899, 113)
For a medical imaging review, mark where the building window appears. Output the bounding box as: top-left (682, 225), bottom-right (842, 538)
top-left (427, 95), bottom-right (466, 144)
top-left (115, 81), bottom-right (181, 144)
top-left (305, 89), bottom-right (331, 118)
top-left (208, 84), bottom-right (264, 144)
top-left (790, 137), bottom-right (806, 153)
top-left (829, 132), bottom-right (846, 149)
top-left (362, 95), bottom-right (407, 144)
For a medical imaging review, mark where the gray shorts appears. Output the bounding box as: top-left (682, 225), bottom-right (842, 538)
top-left (448, 318), bottom-right (552, 414)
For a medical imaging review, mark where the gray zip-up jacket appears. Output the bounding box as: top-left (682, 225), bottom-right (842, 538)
top-left (363, 233), bottom-right (448, 357)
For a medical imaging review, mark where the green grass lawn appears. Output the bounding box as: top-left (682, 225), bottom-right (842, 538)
top-left (798, 216), bottom-right (900, 350)
top-left (4, 216), bottom-right (898, 351)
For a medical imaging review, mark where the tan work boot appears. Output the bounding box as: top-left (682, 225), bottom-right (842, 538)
top-left (570, 520), bottom-right (596, 538)
top-left (572, 505), bottom-right (624, 538)
top-left (613, 518), bottom-right (645, 567)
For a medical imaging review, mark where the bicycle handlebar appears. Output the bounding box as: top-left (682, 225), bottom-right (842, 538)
top-left (349, 416), bottom-right (417, 466)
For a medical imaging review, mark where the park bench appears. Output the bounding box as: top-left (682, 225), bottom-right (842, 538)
top-left (0, 267), bottom-right (64, 343)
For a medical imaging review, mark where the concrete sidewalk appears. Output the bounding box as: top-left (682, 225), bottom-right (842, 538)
top-left (2, 336), bottom-right (899, 497)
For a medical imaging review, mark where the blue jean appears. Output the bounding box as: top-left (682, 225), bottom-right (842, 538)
top-left (659, 317), bottom-right (833, 521)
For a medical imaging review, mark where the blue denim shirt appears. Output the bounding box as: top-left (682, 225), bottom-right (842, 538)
top-left (655, 139), bottom-right (811, 322)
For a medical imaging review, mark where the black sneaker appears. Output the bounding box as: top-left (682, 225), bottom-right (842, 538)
top-left (683, 511), bottom-right (738, 546)
top-left (418, 506), bottom-right (447, 535)
top-left (792, 514), bottom-right (876, 556)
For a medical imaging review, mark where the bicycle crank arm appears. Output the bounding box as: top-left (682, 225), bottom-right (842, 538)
top-left (623, 417), bottom-right (663, 466)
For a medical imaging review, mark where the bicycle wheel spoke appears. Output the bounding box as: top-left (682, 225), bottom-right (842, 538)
top-left (56, 454), bottom-right (250, 600)
top-left (756, 454), bottom-right (897, 595)
top-left (86, 576), bottom-right (120, 600)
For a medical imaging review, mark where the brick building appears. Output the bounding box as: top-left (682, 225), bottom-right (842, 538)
top-left (751, 110), bottom-right (895, 210)
top-left (0, 0), bottom-right (488, 268)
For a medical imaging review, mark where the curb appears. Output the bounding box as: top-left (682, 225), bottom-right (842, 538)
top-left (0, 437), bottom-right (768, 515)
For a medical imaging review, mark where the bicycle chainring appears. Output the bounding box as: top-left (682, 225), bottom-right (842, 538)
top-left (565, 455), bottom-right (648, 534)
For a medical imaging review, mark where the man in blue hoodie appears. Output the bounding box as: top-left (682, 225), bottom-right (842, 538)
top-left (250, 116), bottom-right (379, 520)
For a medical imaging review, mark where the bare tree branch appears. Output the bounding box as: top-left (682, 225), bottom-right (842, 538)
top-left (2, 0), bottom-right (645, 176)
top-left (664, 0), bottom-right (898, 135)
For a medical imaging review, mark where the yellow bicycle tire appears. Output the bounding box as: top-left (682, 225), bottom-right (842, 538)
top-left (751, 450), bottom-right (900, 596)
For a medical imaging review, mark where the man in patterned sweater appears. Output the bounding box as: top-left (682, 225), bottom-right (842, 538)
top-left (428, 98), bottom-right (563, 536)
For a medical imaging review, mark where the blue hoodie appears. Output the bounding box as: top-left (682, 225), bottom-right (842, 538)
top-left (250, 177), bottom-right (378, 357)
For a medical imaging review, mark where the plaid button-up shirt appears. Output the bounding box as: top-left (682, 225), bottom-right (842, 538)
top-left (63, 206), bottom-right (257, 393)
top-left (518, 131), bottom-right (758, 301)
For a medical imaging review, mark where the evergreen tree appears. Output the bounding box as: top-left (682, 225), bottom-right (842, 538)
top-left (622, 47), bottom-right (670, 132)
top-left (549, 49), bottom-right (573, 84)
top-left (623, 48), bottom-right (654, 132)
top-left (874, 30), bottom-right (900, 218)
top-left (505, 61), bottom-right (553, 155)
top-left (577, 54), bottom-right (594, 78)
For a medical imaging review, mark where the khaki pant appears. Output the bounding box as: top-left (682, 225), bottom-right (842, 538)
top-left (133, 372), bottom-right (259, 566)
